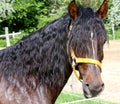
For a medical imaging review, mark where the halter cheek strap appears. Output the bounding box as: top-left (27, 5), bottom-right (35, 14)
top-left (71, 50), bottom-right (102, 80)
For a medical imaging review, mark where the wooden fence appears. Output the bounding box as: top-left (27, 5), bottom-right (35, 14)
top-left (0, 27), bottom-right (21, 47)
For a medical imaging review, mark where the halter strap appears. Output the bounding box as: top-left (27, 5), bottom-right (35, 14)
top-left (68, 23), bottom-right (102, 80)
top-left (71, 50), bottom-right (102, 80)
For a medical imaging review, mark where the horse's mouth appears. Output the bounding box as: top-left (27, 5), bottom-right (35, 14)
top-left (83, 86), bottom-right (104, 98)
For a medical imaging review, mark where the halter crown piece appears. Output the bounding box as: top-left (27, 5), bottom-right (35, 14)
top-left (71, 50), bottom-right (102, 80)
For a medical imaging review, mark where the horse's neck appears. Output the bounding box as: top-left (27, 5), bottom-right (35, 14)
top-left (39, 85), bottom-right (58, 104)
top-left (38, 66), bottom-right (72, 104)
top-left (39, 81), bottom-right (69, 104)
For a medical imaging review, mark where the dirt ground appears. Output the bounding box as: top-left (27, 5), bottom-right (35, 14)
top-left (64, 40), bottom-right (120, 104)
top-left (0, 40), bottom-right (120, 103)
top-left (101, 40), bottom-right (120, 103)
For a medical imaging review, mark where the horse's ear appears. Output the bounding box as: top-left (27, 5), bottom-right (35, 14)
top-left (68, 0), bottom-right (78, 20)
top-left (97, 0), bottom-right (108, 19)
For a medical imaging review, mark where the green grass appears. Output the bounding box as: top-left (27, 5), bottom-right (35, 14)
top-left (55, 92), bottom-right (83, 104)
top-left (0, 39), bottom-right (6, 47)
top-left (113, 28), bottom-right (120, 39)
top-left (55, 92), bottom-right (117, 104)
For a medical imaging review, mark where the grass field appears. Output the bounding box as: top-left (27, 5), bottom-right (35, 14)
top-left (55, 92), bottom-right (117, 104)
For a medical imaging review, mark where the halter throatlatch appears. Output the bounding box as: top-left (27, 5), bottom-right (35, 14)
top-left (71, 50), bottom-right (102, 80)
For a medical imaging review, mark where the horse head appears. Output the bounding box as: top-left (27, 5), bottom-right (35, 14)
top-left (68, 0), bottom-right (108, 98)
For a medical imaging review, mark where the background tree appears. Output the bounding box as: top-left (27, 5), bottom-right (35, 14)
top-left (0, 0), bottom-right (120, 39)
top-left (0, 0), bottom-right (15, 22)
top-left (79, 0), bottom-right (103, 10)
top-left (107, 0), bottom-right (120, 39)
top-left (0, 0), bottom-right (15, 34)
top-left (0, 0), bottom-right (51, 33)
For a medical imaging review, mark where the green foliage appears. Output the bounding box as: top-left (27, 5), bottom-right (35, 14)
top-left (0, 0), bottom-right (120, 40)
top-left (79, 0), bottom-right (102, 10)
top-left (0, 0), bottom-right (15, 22)
top-left (107, 0), bottom-right (120, 26)
top-left (0, 0), bottom-right (51, 34)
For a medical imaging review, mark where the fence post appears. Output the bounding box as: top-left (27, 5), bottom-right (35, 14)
top-left (12, 31), bottom-right (15, 38)
top-left (112, 23), bottom-right (115, 40)
top-left (5, 27), bottom-right (10, 47)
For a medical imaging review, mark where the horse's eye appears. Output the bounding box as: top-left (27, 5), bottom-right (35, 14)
top-left (78, 63), bottom-right (84, 66)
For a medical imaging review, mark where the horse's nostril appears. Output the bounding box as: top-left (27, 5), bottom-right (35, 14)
top-left (86, 84), bottom-right (89, 87)
top-left (102, 83), bottom-right (104, 87)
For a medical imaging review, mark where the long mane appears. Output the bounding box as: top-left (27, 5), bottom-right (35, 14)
top-left (0, 15), bottom-right (72, 89)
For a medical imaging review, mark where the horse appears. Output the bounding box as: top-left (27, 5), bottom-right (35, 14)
top-left (0, 0), bottom-right (108, 104)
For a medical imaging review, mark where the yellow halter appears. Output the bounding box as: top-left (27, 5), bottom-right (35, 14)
top-left (71, 50), bottom-right (102, 80)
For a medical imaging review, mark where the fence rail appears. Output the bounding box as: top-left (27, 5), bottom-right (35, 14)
top-left (0, 27), bottom-right (21, 47)
top-left (0, 32), bottom-right (21, 38)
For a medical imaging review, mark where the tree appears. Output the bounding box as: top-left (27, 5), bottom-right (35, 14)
top-left (79, 0), bottom-right (102, 10)
top-left (49, 0), bottom-right (103, 17)
top-left (0, 0), bottom-right (51, 33)
top-left (107, 0), bottom-right (120, 39)
top-left (0, 0), bottom-right (15, 22)
top-left (0, 0), bottom-right (108, 34)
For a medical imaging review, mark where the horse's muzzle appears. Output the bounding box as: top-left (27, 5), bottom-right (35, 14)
top-left (83, 82), bottom-right (104, 98)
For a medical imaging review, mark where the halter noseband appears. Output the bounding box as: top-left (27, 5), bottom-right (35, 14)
top-left (71, 50), bottom-right (102, 80)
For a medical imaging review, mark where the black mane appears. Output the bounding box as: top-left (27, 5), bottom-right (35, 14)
top-left (0, 15), bottom-right (72, 88)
